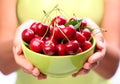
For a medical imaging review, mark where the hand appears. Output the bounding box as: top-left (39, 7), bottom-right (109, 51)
top-left (72, 18), bottom-right (106, 77)
top-left (13, 20), bottom-right (47, 80)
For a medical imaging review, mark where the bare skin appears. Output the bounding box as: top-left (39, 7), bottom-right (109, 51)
top-left (94, 0), bottom-right (120, 79)
top-left (0, 0), bottom-right (19, 74)
top-left (0, 0), bottom-right (120, 80)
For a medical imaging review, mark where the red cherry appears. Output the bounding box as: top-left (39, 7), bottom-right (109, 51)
top-left (50, 25), bottom-right (65, 41)
top-left (79, 19), bottom-right (87, 29)
top-left (36, 23), bottom-right (49, 36)
top-left (42, 41), bottom-right (56, 55)
top-left (69, 17), bottom-right (81, 22)
top-left (77, 47), bottom-right (83, 53)
top-left (82, 29), bottom-right (91, 40)
top-left (82, 41), bottom-right (92, 51)
top-left (22, 29), bottom-right (35, 43)
top-left (44, 37), bottom-right (58, 45)
top-left (30, 22), bottom-right (38, 34)
top-left (30, 37), bottom-right (43, 53)
top-left (56, 44), bottom-right (66, 56)
top-left (75, 32), bottom-right (86, 45)
top-left (61, 25), bottom-right (76, 41)
top-left (66, 40), bottom-right (79, 55)
top-left (50, 16), bottom-right (67, 26)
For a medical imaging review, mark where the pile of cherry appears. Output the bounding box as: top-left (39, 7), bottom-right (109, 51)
top-left (22, 16), bottom-right (93, 56)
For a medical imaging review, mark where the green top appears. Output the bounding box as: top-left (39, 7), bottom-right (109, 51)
top-left (17, 0), bottom-right (104, 25)
top-left (16, 0), bottom-right (111, 84)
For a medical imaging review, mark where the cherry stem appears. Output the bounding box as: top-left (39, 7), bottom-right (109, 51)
top-left (57, 26), bottom-right (70, 42)
top-left (56, 7), bottom-right (70, 19)
top-left (85, 26), bottom-right (107, 33)
top-left (42, 4), bottom-right (59, 23)
top-left (86, 26), bottom-right (107, 41)
top-left (41, 26), bottom-right (50, 40)
top-left (50, 26), bottom-right (56, 44)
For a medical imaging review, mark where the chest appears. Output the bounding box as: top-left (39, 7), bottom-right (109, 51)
top-left (17, 0), bottom-right (104, 25)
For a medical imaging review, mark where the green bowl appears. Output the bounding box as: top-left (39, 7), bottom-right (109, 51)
top-left (22, 37), bottom-right (96, 78)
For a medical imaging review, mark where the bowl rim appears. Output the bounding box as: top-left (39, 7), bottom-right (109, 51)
top-left (22, 36), bottom-right (96, 58)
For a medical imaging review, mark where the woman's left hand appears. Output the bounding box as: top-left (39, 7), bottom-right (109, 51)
top-left (72, 18), bottom-right (106, 77)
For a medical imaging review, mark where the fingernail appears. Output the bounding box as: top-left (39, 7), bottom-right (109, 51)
top-left (32, 72), bottom-right (38, 77)
top-left (37, 75), bottom-right (43, 80)
top-left (42, 75), bottom-right (47, 79)
top-left (72, 73), bottom-right (77, 77)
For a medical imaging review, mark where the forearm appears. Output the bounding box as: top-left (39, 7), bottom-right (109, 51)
top-left (94, 0), bottom-right (120, 79)
top-left (0, 39), bottom-right (19, 75)
top-left (0, 0), bottom-right (19, 75)
top-left (94, 44), bottom-right (120, 79)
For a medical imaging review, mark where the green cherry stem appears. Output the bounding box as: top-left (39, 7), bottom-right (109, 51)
top-left (42, 4), bottom-right (59, 23)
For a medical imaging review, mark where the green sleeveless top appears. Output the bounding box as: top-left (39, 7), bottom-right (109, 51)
top-left (16, 0), bottom-right (111, 84)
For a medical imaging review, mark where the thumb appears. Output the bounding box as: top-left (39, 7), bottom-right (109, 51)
top-left (96, 40), bottom-right (104, 50)
top-left (16, 44), bottom-right (22, 55)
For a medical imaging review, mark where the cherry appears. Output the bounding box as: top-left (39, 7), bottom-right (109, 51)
top-left (79, 19), bottom-right (87, 29)
top-left (56, 44), bottom-right (66, 56)
top-left (50, 25), bottom-right (65, 41)
top-left (66, 40), bottom-right (79, 55)
top-left (69, 17), bottom-right (81, 22)
top-left (42, 40), bottom-right (56, 55)
top-left (21, 15), bottom-right (93, 56)
top-left (30, 37), bottom-right (43, 53)
top-left (22, 29), bottom-right (35, 43)
top-left (75, 31), bottom-right (86, 45)
top-left (30, 22), bottom-right (38, 34)
top-left (61, 25), bottom-right (76, 41)
top-left (77, 47), bottom-right (83, 53)
top-left (82, 41), bottom-right (92, 51)
top-left (44, 37), bottom-right (58, 45)
top-left (50, 16), bottom-right (67, 26)
top-left (82, 29), bottom-right (91, 40)
top-left (36, 23), bottom-right (49, 36)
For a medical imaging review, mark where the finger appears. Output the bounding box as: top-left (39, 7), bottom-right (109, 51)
top-left (84, 18), bottom-right (105, 49)
top-left (84, 18), bottom-right (99, 30)
top-left (72, 69), bottom-right (90, 77)
top-left (32, 67), bottom-right (40, 77)
top-left (23, 68), bottom-right (32, 74)
top-left (83, 62), bottom-right (92, 70)
top-left (72, 70), bottom-right (80, 77)
top-left (14, 44), bottom-right (23, 55)
top-left (83, 61), bottom-right (99, 70)
top-left (13, 36), bottom-right (34, 72)
top-left (88, 39), bottom-right (106, 64)
top-left (17, 55), bottom-right (34, 72)
top-left (40, 73), bottom-right (47, 79)
top-left (94, 31), bottom-right (105, 50)
top-left (37, 72), bottom-right (47, 80)
top-left (88, 50), bottom-right (105, 64)
top-left (92, 61), bottom-right (100, 69)
top-left (78, 69), bottom-right (90, 75)
top-left (96, 40), bottom-right (104, 50)
top-left (13, 46), bottom-right (34, 73)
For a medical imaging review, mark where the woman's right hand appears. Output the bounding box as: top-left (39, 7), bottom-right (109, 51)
top-left (13, 20), bottom-right (47, 80)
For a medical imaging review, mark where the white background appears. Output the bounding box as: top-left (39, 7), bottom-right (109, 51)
top-left (0, 63), bottom-right (120, 84)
